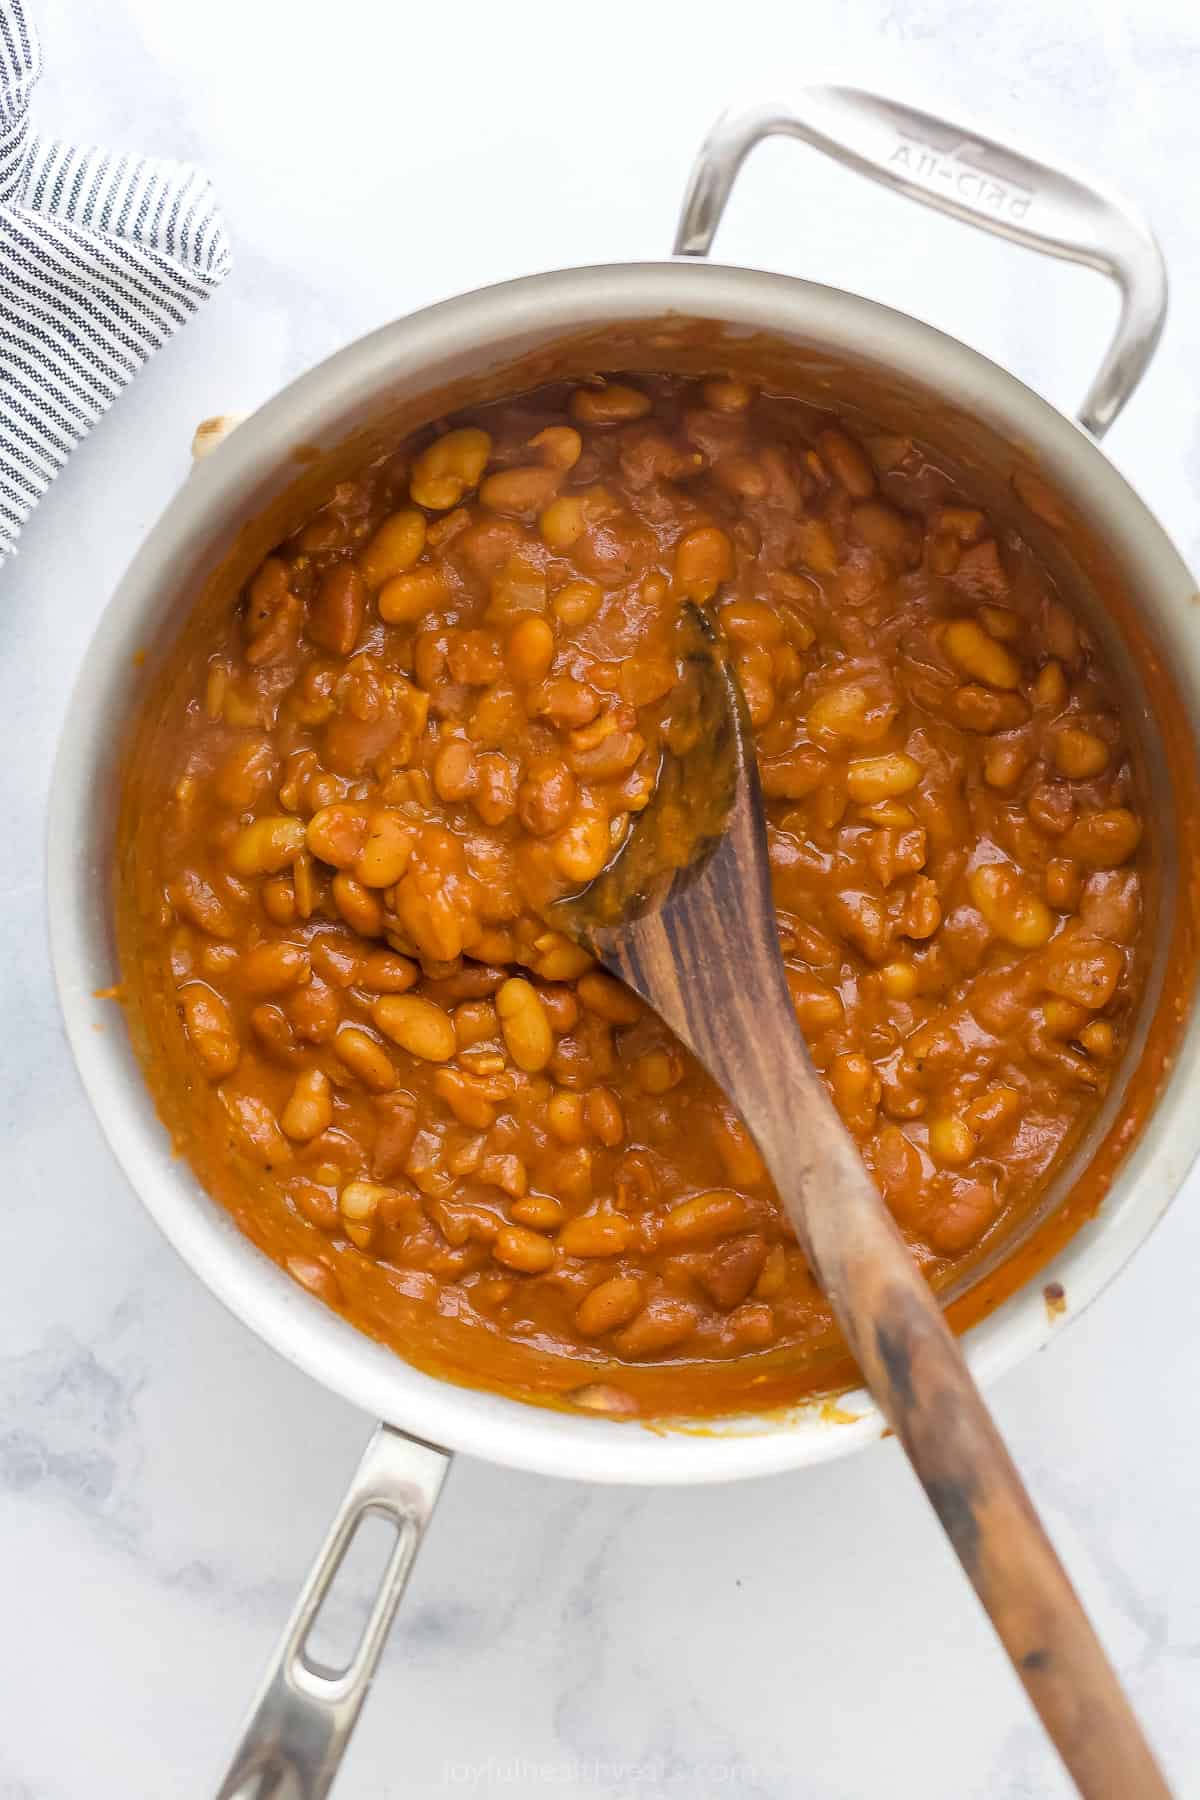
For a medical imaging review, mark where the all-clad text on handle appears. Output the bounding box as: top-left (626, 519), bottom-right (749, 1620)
top-left (673, 87), bottom-right (1167, 438)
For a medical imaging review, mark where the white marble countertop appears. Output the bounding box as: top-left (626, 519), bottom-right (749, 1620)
top-left (4, 0), bottom-right (1200, 1794)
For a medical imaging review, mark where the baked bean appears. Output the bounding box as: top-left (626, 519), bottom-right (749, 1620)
top-left (528, 931), bottom-right (593, 982)
top-left (547, 1089), bottom-right (586, 1144)
top-left (576, 1275), bottom-right (644, 1335)
top-left (528, 424), bottom-right (582, 469)
top-left (132, 373), bottom-right (1152, 1413)
top-left (1044, 600), bottom-right (1080, 664)
top-left (481, 461), bottom-right (561, 518)
top-left (721, 1301), bottom-right (776, 1350)
top-left (453, 998), bottom-right (499, 1048)
top-left (634, 1047), bottom-right (685, 1093)
top-left (662, 1190), bottom-right (748, 1243)
top-left (539, 496), bottom-right (586, 550)
top-left (749, 1244), bottom-right (785, 1300)
top-left (558, 1213), bottom-right (633, 1257)
top-left (261, 878), bottom-right (297, 926)
top-left (979, 604), bottom-right (1021, 642)
top-left (807, 683), bottom-right (897, 744)
top-left (1080, 1019), bottom-right (1115, 1058)
top-left (1043, 998), bottom-right (1089, 1038)
top-left (1045, 858), bottom-right (1082, 911)
top-left (872, 1125), bottom-right (922, 1221)
top-left (510, 1194), bottom-right (565, 1230)
top-left (699, 1234), bottom-right (768, 1309)
top-left (968, 864), bottom-right (1054, 949)
top-left (552, 812), bottom-right (611, 884)
top-left (586, 1086), bottom-right (625, 1146)
top-left (614, 1297), bottom-right (698, 1357)
top-left (221, 1090), bottom-right (291, 1169)
top-left (983, 742), bottom-right (1029, 790)
top-left (409, 428), bottom-right (491, 511)
top-left (229, 816), bottom-right (307, 877)
top-left (576, 971), bottom-right (641, 1025)
top-left (929, 1114), bottom-right (974, 1167)
top-left (357, 949), bottom-right (419, 993)
top-left (1064, 808), bottom-right (1142, 868)
top-left (949, 685), bottom-right (1029, 734)
top-left (850, 501), bottom-right (922, 567)
top-left (471, 752), bottom-right (518, 825)
top-left (533, 985), bottom-right (578, 1035)
top-left (292, 854), bottom-right (322, 924)
top-left (829, 1052), bottom-right (881, 1136)
top-left (1043, 935), bottom-right (1123, 1010)
top-left (378, 564), bottom-right (450, 623)
top-left (356, 810), bottom-right (414, 888)
top-left (879, 960), bottom-right (918, 1001)
top-left (551, 578), bottom-right (602, 627)
top-left (964, 1084), bottom-right (1020, 1141)
top-left (570, 383), bottom-right (651, 424)
top-left (1034, 661), bottom-right (1068, 710)
top-left (505, 615), bottom-right (555, 684)
top-left (493, 1225), bottom-right (555, 1274)
top-left (241, 942), bottom-right (310, 996)
top-left (1054, 728), bottom-right (1110, 780)
top-left (816, 426), bottom-right (875, 497)
top-left (517, 755), bottom-right (576, 836)
top-left (846, 752), bottom-right (921, 804)
top-left (307, 804), bottom-right (368, 869)
top-left (180, 983), bottom-right (240, 1078)
top-left (1079, 869), bottom-right (1141, 942)
top-left (287, 1255), bottom-right (342, 1303)
top-left (281, 1068), bottom-right (333, 1141)
top-left (942, 619), bottom-right (1021, 690)
top-left (371, 1096), bottom-right (418, 1181)
top-left (309, 564), bottom-right (365, 656)
top-left (339, 1180), bottom-right (397, 1250)
top-left (496, 978), bottom-right (554, 1073)
top-left (372, 994), bottom-right (457, 1062)
top-left (331, 872), bottom-right (385, 937)
top-left (797, 517), bottom-right (839, 575)
top-left (334, 1026), bottom-right (397, 1092)
top-left (674, 526), bottom-right (734, 602)
top-left (1028, 782), bottom-right (1076, 838)
top-left (361, 509), bottom-right (427, 588)
top-left (434, 1067), bottom-right (498, 1128)
top-left (535, 674), bottom-right (602, 727)
top-left (251, 1001), bottom-right (299, 1062)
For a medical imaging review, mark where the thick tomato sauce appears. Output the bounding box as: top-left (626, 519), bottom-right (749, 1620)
top-left (118, 374), bottom-right (1150, 1417)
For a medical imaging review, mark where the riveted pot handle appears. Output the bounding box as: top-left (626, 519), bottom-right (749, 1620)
top-left (674, 88), bottom-right (1167, 440)
top-left (215, 1424), bottom-right (451, 1800)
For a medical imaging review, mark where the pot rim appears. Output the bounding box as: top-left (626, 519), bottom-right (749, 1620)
top-left (48, 258), bottom-right (1200, 1485)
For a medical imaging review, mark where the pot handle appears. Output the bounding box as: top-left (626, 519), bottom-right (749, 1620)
top-left (214, 1424), bottom-right (451, 1800)
top-left (673, 88), bottom-right (1167, 440)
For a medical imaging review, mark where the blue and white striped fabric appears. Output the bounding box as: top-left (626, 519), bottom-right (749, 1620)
top-left (0, 0), bottom-right (231, 561)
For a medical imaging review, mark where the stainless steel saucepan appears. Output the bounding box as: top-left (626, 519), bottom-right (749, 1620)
top-left (47, 89), bottom-right (1200, 1797)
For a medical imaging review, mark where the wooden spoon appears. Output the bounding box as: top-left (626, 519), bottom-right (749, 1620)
top-left (553, 606), bottom-right (1170, 1800)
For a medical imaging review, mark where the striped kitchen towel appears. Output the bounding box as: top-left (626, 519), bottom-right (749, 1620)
top-left (0, 0), bottom-right (231, 562)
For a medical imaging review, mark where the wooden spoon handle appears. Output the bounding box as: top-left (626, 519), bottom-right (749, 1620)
top-left (601, 910), bottom-right (1170, 1798)
top-left (791, 1109), bottom-right (1170, 1800)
